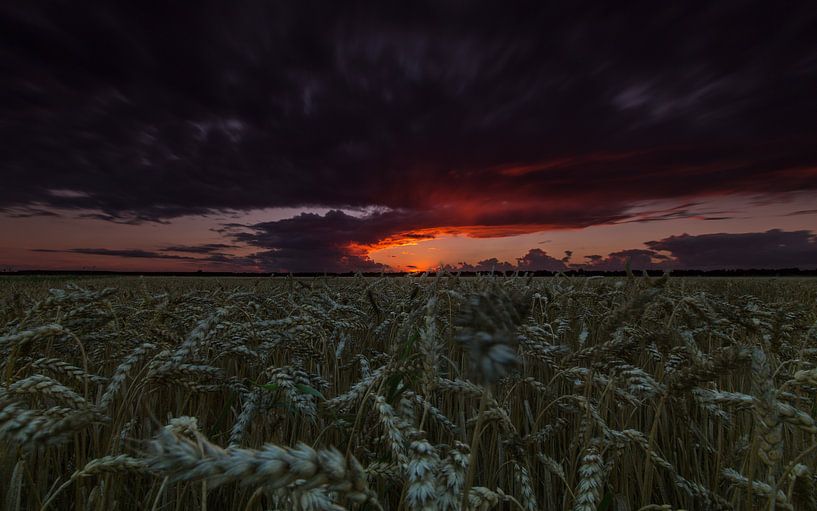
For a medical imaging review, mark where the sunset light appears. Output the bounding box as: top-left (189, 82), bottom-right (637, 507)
top-left (1, 2), bottom-right (816, 274)
top-left (4, 4), bottom-right (817, 511)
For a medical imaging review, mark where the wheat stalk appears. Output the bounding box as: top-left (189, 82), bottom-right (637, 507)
top-left (147, 428), bottom-right (381, 509)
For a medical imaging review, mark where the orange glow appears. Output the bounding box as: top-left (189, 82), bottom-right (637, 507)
top-left (348, 222), bottom-right (573, 271)
top-left (352, 224), bottom-right (559, 254)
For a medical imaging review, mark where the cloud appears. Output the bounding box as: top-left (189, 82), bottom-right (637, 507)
top-left (227, 210), bottom-right (402, 272)
top-left (570, 230), bottom-right (817, 270)
top-left (27, 228), bottom-right (817, 271)
top-left (224, 207), bottom-right (617, 272)
top-left (222, 204), bottom-right (817, 272)
top-left (2, 1), bottom-right (817, 230)
top-left (517, 248), bottom-right (568, 271)
top-left (785, 209), bottom-right (817, 217)
top-left (442, 249), bottom-right (568, 273)
top-left (161, 243), bottom-right (236, 254)
top-left (615, 202), bottom-right (737, 224)
top-left (76, 213), bottom-right (170, 225)
top-left (29, 247), bottom-right (256, 268)
top-left (5, 3), bottom-right (817, 271)
top-left (645, 229), bottom-right (817, 269)
top-left (574, 249), bottom-right (666, 271)
top-left (0, 206), bottom-right (60, 218)
top-left (31, 248), bottom-right (197, 260)
top-left (452, 229), bottom-right (817, 272)
top-left (448, 258), bottom-right (516, 273)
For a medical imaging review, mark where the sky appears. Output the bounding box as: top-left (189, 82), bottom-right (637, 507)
top-left (2, 2), bottom-right (817, 273)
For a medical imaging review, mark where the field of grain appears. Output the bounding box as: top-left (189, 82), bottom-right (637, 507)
top-left (1, 274), bottom-right (816, 510)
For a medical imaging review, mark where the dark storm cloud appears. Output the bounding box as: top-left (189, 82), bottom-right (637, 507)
top-left (3, 1), bottom-right (817, 223)
top-left (227, 210), bottom-right (407, 272)
top-left (645, 229), bottom-right (817, 269)
top-left (570, 229), bottom-right (817, 270)
top-left (568, 230), bottom-right (817, 271)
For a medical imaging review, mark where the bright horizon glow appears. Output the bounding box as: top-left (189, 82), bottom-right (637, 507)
top-left (5, 193), bottom-right (811, 272)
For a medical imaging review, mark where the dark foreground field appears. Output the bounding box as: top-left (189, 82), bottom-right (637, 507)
top-left (2, 275), bottom-right (817, 510)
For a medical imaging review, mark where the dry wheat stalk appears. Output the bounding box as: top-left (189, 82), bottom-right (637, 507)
top-left (573, 445), bottom-right (605, 511)
top-left (406, 438), bottom-right (440, 510)
top-left (439, 442), bottom-right (470, 511)
top-left (229, 389), bottom-right (261, 446)
top-left (76, 455), bottom-right (150, 477)
top-left (0, 393), bottom-right (99, 447)
top-left (147, 428), bottom-right (380, 508)
top-left (373, 395), bottom-right (411, 464)
top-left (0, 324), bottom-right (67, 350)
top-left (751, 348), bottom-right (784, 471)
top-left (466, 487), bottom-right (505, 511)
top-left (99, 342), bottom-right (156, 408)
top-left (722, 468), bottom-right (793, 510)
top-left (30, 357), bottom-right (107, 385)
top-left (513, 462), bottom-right (537, 511)
top-left (7, 374), bottom-right (93, 409)
top-left (365, 461), bottom-right (402, 481)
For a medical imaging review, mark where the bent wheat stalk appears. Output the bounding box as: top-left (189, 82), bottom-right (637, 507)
top-left (147, 429), bottom-right (381, 509)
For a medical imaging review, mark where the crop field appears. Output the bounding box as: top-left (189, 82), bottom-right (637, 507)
top-left (1, 274), bottom-right (817, 510)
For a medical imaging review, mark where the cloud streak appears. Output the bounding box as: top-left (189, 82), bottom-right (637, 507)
top-left (30, 247), bottom-right (256, 268)
top-left (31, 248), bottom-right (198, 260)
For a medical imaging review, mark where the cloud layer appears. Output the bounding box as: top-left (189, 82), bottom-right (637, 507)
top-left (4, 2), bottom-right (817, 220)
top-left (3, 3), bottom-right (817, 270)
top-left (645, 229), bottom-right (817, 270)
top-left (33, 229), bottom-right (817, 272)
top-left (440, 230), bottom-right (817, 272)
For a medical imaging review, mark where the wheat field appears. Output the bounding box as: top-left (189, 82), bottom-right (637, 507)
top-left (1, 273), bottom-right (816, 510)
